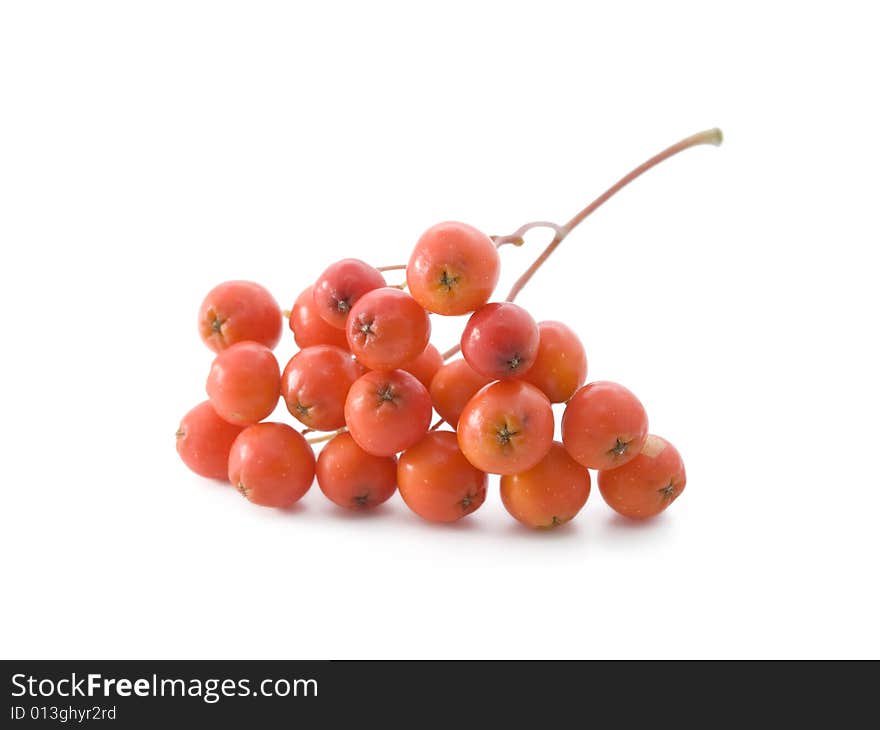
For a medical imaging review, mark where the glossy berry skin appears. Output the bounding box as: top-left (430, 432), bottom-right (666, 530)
top-left (406, 221), bottom-right (500, 315)
top-left (288, 285), bottom-right (350, 350)
top-left (206, 341), bottom-right (280, 426)
top-left (522, 321), bottom-right (588, 403)
top-left (344, 369), bottom-right (432, 457)
top-left (428, 358), bottom-right (492, 428)
top-left (228, 423), bottom-right (315, 508)
top-left (176, 401), bottom-right (244, 480)
top-left (316, 432), bottom-right (398, 510)
top-left (281, 346), bottom-right (363, 431)
top-left (198, 280), bottom-right (281, 353)
top-left (598, 435), bottom-right (686, 519)
top-left (500, 442), bottom-right (591, 529)
top-left (457, 380), bottom-right (554, 475)
top-left (346, 288), bottom-right (431, 371)
top-left (398, 431), bottom-right (488, 523)
top-left (460, 302), bottom-right (539, 380)
top-left (399, 344), bottom-right (443, 391)
top-left (313, 259), bottom-right (386, 329)
top-left (561, 381), bottom-right (648, 470)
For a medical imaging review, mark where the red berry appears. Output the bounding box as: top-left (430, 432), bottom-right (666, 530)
top-left (316, 432), bottom-right (398, 510)
top-left (406, 221), bottom-right (500, 315)
top-left (597, 435), bottom-right (686, 519)
top-left (281, 346), bottom-right (363, 431)
top-left (206, 341), bottom-right (280, 426)
top-left (398, 431), bottom-right (487, 523)
top-left (288, 285), bottom-right (350, 350)
top-left (460, 302), bottom-right (539, 380)
top-left (313, 259), bottom-right (386, 329)
top-left (346, 288), bottom-right (431, 371)
top-left (456, 380), bottom-right (554, 475)
top-left (500, 442), bottom-right (590, 528)
top-left (399, 344), bottom-right (443, 391)
top-left (344, 369), bottom-right (432, 456)
top-left (228, 422), bottom-right (315, 508)
top-left (561, 381), bottom-right (648, 470)
top-left (522, 321), bottom-right (588, 403)
top-left (428, 358), bottom-right (492, 428)
top-left (176, 401), bottom-right (244, 480)
top-left (198, 280), bottom-right (281, 353)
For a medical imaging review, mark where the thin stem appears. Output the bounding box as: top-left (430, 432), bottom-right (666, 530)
top-left (430, 418), bottom-right (446, 431)
top-left (441, 343), bottom-right (461, 361)
top-left (306, 427), bottom-right (347, 445)
top-left (503, 127), bottom-right (722, 302)
top-left (377, 264), bottom-right (407, 272)
top-left (492, 221), bottom-right (563, 248)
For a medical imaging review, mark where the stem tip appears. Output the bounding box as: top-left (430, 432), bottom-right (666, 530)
top-left (704, 127), bottom-right (723, 146)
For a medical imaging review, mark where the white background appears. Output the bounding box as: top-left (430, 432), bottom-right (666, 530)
top-left (2, 1), bottom-right (878, 659)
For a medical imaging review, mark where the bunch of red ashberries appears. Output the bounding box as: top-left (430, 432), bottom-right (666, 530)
top-left (176, 220), bottom-right (686, 527)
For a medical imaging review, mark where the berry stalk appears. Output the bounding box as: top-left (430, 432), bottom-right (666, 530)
top-left (437, 128), bottom-right (722, 362)
top-left (306, 428), bottom-right (347, 445)
top-left (500, 128), bottom-right (723, 302)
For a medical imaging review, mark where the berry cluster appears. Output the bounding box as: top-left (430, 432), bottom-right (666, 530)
top-left (176, 129), bottom-right (722, 528)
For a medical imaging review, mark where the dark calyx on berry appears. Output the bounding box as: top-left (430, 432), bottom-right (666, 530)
top-left (377, 384), bottom-right (396, 404)
top-left (608, 438), bottom-right (629, 456)
top-left (505, 353), bottom-right (524, 371)
top-left (439, 269), bottom-right (459, 291)
top-left (496, 424), bottom-right (518, 446)
top-left (659, 483), bottom-right (677, 500)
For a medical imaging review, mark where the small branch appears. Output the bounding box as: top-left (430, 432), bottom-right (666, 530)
top-left (491, 221), bottom-right (563, 248)
top-left (430, 418), bottom-right (446, 431)
top-left (306, 427), bottom-right (347, 445)
top-left (377, 264), bottom-right (407, 272)
top-left (441, 344), bottom-right (461, 361)
top-left (504, 128), bottom-right (723, 302)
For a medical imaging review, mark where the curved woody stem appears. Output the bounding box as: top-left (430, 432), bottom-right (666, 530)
top-left (306, 427), bottom-right (347, 445)
top-left (502, 128), bottom-right (722, 302)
